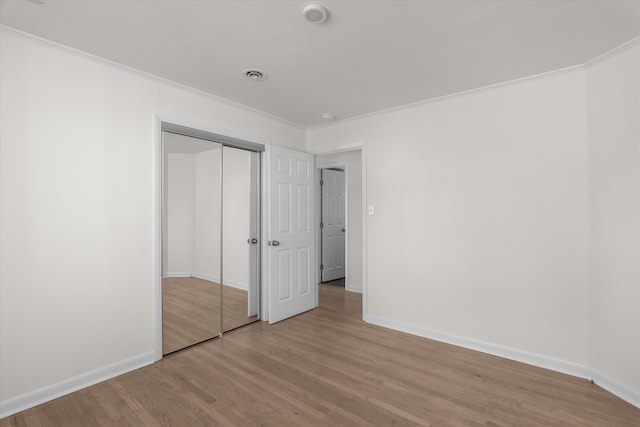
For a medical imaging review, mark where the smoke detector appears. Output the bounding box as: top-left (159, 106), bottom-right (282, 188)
top-left (242, 69), bottom-right (267, 81)
top-left (303, 4), bottom-right (328, 24)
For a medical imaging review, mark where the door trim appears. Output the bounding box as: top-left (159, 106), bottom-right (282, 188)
top-left (311, 143), bottom-right (368, 320)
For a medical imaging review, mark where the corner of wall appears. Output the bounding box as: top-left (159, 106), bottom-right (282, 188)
top-left (0, 352), bottom-right (155, 419)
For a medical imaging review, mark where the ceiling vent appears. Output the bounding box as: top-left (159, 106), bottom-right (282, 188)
top-left (242, 69), bottom-right (267, 81)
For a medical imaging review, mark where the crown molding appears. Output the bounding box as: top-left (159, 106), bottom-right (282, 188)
top-left (0, 25), bottom-right (304, 131)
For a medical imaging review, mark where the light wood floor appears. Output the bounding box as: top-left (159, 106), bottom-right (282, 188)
top-left (163, 277), bottom-right (258, 354)
top-left (3, 284), bottom-right (639, 426)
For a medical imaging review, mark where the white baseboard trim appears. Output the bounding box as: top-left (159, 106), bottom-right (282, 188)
top-left (0, 351), bottom-right (155, 419)
top-left (191, 273), bottom-right (247, 291)
top-left (163, 272), bottom-right (248, 291)
top-left (364, 314), bottom-right (588, 379)
top-left (364, 315), bottom-right (640, 409)
top-left (163, 271), bottom-right (193, 278)
top-left (588, 368), bottom-right (640, 409)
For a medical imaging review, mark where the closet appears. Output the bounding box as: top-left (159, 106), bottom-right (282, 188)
top-left (161, 124), bottom-right (261, 355)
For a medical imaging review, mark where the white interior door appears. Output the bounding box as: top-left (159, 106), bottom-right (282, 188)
top-left (321, 169), bottom-right (346, 282)
top-left (267, 146), bottom-right (316, 323)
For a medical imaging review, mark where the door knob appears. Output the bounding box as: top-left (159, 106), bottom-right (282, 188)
top-left (342, 228), bottom-right (346, 232)
top-left (267, 240), bottom-right (280, 246)
top-left (247, 238), bottom-right (258, 244)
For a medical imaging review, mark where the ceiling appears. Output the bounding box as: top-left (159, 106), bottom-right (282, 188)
top-left (1, 0), bottom-right (639, 128)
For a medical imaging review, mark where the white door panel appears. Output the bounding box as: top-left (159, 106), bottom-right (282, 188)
top-left (321, 169), bottom-right (346, 282)
top-left (267, 146), bottom-right (316, 323)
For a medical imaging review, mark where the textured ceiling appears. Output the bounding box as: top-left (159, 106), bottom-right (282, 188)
top-left (1, 0), bottom-right (639, 127)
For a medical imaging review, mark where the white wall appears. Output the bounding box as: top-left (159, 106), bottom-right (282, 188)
top-left (0, 28), bottom-right (304, 414)
top-left (222, 146), bottom-right (251, 289)
top-left (164, 146), bottom-right (251, 290)
top-left (308, 68), bottom-right (591, 370)
top-left (308, 43), bottom-right (640, 408)
top-left (194, 148), bottom-right (222, 280)
top-left (587, 43), bottom-right (640, 404)
top-left (316, 151), bottom-right (363, 292)
top-left (166, 153), bottom-right (197, 273)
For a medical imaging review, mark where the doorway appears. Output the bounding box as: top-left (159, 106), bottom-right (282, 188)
top-left (316, 149), bottom-right (364, 294)
top-left (320, 168), bottom-right (346, 284)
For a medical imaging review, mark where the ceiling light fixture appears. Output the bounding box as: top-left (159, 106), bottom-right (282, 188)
top-left (303, 4), bottom-right (328, 24)
top-left (321, 113), bottom-right (336, 121)
top-left (242, 68), bottom-right (267, 81)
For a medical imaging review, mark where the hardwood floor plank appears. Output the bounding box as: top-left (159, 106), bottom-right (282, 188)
top-left (2, 284), bottom-right (639, 426)
top-left (162, 277), bottom-right (257, 354)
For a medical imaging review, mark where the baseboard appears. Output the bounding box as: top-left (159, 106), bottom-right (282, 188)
top-left (364, 315), bottom-right (640, 409)
top-left (364, 314), bottom-right (588, 379)
top-left (0, 351), bottom-right (155, 419)
top-left (191, 273), bottom-right (247, 291)
top-left (163, 272), bottom-right (248, 291)
top-left (163, 271), bottom-right (193, 278)
top-left (588, 368), bottom-right (640, 409)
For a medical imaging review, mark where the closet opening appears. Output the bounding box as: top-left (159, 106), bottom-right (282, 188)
top-left (160, 122), bottom-right (263, 355)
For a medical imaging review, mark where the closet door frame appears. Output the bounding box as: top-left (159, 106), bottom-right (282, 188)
top-left (153, 119), bottom-right (268, 361)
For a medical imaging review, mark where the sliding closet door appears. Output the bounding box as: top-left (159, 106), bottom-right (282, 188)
top-left (162, 132), bottom-right (222, 354)
top-left (222, 146), bottom-right (260, 331)
top-left (161, 122), bottom-right (263, 353)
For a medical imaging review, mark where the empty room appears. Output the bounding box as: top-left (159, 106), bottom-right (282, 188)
top-left (1, 1), bottom-right (639, 425)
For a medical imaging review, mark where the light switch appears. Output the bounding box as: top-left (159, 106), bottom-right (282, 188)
top-left (368, 205), bottom-right (375, 215)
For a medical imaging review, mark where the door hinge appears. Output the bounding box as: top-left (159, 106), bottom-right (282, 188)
top-left (320, 180), bottom-right (324, 186)
top-left (320, 222), bottom-right (324, 228)
top-left (320, 264), bottom-right (324, 270)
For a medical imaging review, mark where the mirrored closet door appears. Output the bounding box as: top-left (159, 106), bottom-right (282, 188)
top-left (162, 129), bottom-right (260, 355)
top-left (222, 145), bottom-right (260, 332)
